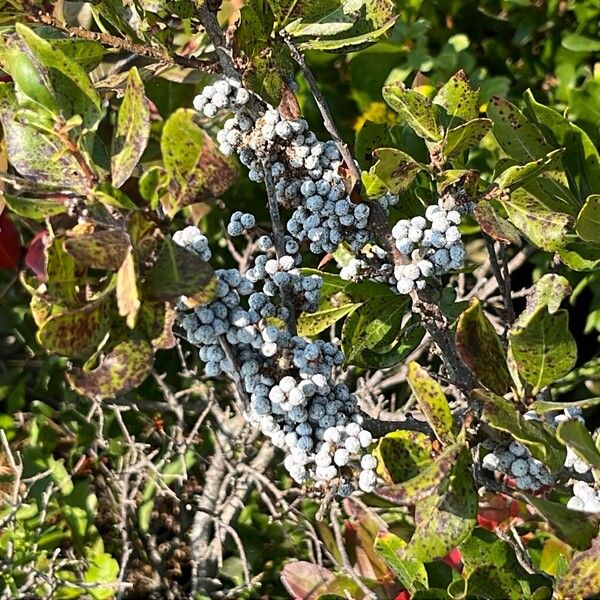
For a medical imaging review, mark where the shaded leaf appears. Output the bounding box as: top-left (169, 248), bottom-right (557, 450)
top-left (508, 306), bottom-right (577, 392)
top-left (374, 430), bottom-right (433, 485)
top-left (67, 339), bottom-right (154, 399)
top-left (456, 298), bottom-right (511, 395)
top-left (556, 419), bottom-right (600, 469)
top-left (111, 67), bottom-right (150, 188)
top-left (0, 210), bottom-right (21, 269)
top-left (407, 362), bottom-right (454, 445)
top-left (383, 82), bottom-right (442, 141)
top-left (63, 229), bottom-right (130, 270)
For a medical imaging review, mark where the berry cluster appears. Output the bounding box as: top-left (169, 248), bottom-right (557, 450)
top-left (227, 211), bottom-right (256, 236)
top-left (391, 193), bottom-right (469, 294)
top-left (193, 77), bottom-right (250, 117)
top-left (481, 440), bottom-right (553, 491)
top-left (175, 226), bottom-right (379, 494)
top-left (567, 481), bottom-right (600, 513)
top-left (172, 226), bottom-right (212, 262)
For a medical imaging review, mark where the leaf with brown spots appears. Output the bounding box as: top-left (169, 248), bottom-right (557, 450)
top-left (521, 273), bottom-right (571, 320)
top-left (374, 430), bottom-right (433, 485)
top-left (556, 537), bottom-right (600, 599)
top-left (37, 297), bottom-right (111, 359)
top-left (369, 147), bottom-right (422, 194)
top-left (374, 443), bottom-right (461, 505)
top-left (63, 229), bottom-right (130, 270)
top-left (407, 362), bottom-right (455, 445)
top-left (508, 305), bottom-right (577, 393)
top-left (405, 450), bottom-right (477, 561)
top-left (475, 388), bottom-right (566, 472)
top-left (443, 118), bottom-right (492, 159)
top-left (433, 70), bottom-right (480, 122)
top-left (456, 298), bottom-right (511, 395)
top-left (473, 200), bottom-right (522, 245)
top-left (495, 148), bottom-right (564, 191)
top-left (67, 338), bottom-right (153, 399)
top-left (576, 195), bottom-right (600, 243)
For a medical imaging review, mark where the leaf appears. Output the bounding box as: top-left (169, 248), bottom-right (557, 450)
top-left (285, 0), bottom-right (398, 52)
top-left (576, 195), bottom-right (600, 243)
top-left (407, 362), bottom-right (454, 445)
top-left (460, 528), bottom-right (523, 574)
top-left (116, 248), bottom-right (141, 329)
top-left (67, 339), bottom-right (154, 399)
top-left (160, 109), bottom-right (235, 216)
top-left (473, 200), bottom-right (522, 245)
top-left (501, 189), bottom-right (571, 252)
top-left (464, 565), bottom-right (531, 600)
top-left (508, 306), bottom-right (577, 392)
top-left (63, 229), bottom-right (130, 270)
top-left (383, 82), bottom-right (442, 141)
top-left (111, 67), bottom-right (150, 188)
top-left (374, 532), bottom-right (428, 593)
top-left (280, 561), bottom-right (334, 600)
top-left (456, 298), bottom-right (511, 395)
top-left (556, 538), bottom-right (600, 599)
top-left (3, 194), bottom-right (68, 220)
top-left (0, 84), bottom-right (87, 191)
top-left (531, 397), bottom-right (600, 415)
top-left (522, 274), bottom-right (571, 318)
top-left (0, 210), bottom-right (21, 269)
top-left (495, 149), bottom-right (565, 191)
top-left (374, 430), bottom-right (433, 484)
top-left (433, 70), bottom-right (480, 122)
top-left (475, 389), bottom-right (566, 472)
top-left (443, 118), bottom-right (492, 158)
top-left (520, 494), bottom-right (597, 551)
top-left (341, 295), bottom-right (410, 366)
top-left (16, 24), bottom-right (103, 140)
top-left (405, 451), bottom-right (477, 562)
top-left (37, 298), bottom-right (111, 359)
top-left (369, 147), bottom-right (422, 194)
top-left (562, 34), bottom-right (600, 52)
top-left (556, 420), bottom-right (600, 469)
top-left (524, 89), bottom-right (600, 203)
top-left (145, 237), bottom-right (215, 305)
top-left (375, 443), bottom-right (462, 505)
top-left (297, 303), bottom-right (360, 336)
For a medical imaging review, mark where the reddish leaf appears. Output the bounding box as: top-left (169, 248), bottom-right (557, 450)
top-left (25, 230), bottom-right (50, 279)
top-left (394, 592), bottom-right (411, 600)
top-left (0, 210), bottom-right (21, 269)
top-left (280, 561), bottom-right (334, 600)
top-left (442, 548), bottom-right (463, 572)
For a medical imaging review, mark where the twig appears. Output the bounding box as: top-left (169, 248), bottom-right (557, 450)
top-left (280, 32), bottom-right (361, 188)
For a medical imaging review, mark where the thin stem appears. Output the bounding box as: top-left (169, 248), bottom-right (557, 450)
top-left (280, 32), bottom-right (361, 188)
top-left (499, 244), bottom-right (516, 324)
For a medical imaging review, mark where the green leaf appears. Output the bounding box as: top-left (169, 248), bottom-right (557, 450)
top-left (520, 274), bottom-right (571, 319)
top-left (37, 298), bottom-right (111, 359)
top-left (375, 443), bottom-right (462, 505)
top-left (3, 194), bottom-right (67, 220)
top-left (508, 306), bottom-right (577, 392)
top-left (524, 89), bottom-right (600, 203)
top-left (520, 494), bottom-right (598, 551)
top-left (433, 70), bottom-right (480, 123)
top-left (67, 338), bottom-right (154, 399)
top-left (473, 200), bottom-right (522, 245)
top-left (111, 67), bottom-right (150, 188)
top-left (556, 538), bottom-right (600, 599)
top-left (341, 295), bottom-right (410, 366)
top-left (561, 34), bottom-right (600, 52)
top-left (16, 23), bottom-right (103, 138)
top-left (369, 147), bottom-right (422, 194)
top-left (63, 229), bottom-right (130, 270)
top-left (233, 0), bottom-right (274, 58)
top-left (488, 96), bottom-right (552, 162)
top-left (405, 451), bottom-right (477, 562)
top-left (531, 397), bottom-right (600, 414)
top-left (495, 149), bottom-right (565, 191)
top-left (0, 84), bottom-right (87, 191)
top-left (557, 241), bottom-right (600, 272)
top-left (576, 195), bottom-right (600, 243)
top-left (501, 189), bottom-right (571, 252)
top-left (475, 389), bottom-right (566, 472)
top-left (465, 566), bottom-right (531, 600)
top-left (456, 298), bottom-right (511, 395)
top-left (443, 118), bottom-right (492, 158)
top-left (297, 303), bottom-right (360, 336)
top-left (374, 531), bottom-right (428, 593)
top-left (145, 237), bottom-right (215, 304)
top-left (460, 528), bottom-right (523, 574)
top-left (48, 456), bottom-right (74, 496)
top-left (407, 362), bottom-right (454, 445)
top-left (383, 82), bottom-right (442, 141)
top-left (93, 182), bottom-right (138, 210)
top-left (116, 248), bottom-right (141, 329)
top-left (374, 430), bottom-right (433, 484)
top-left (556, 419), bottom-right (600, 469)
